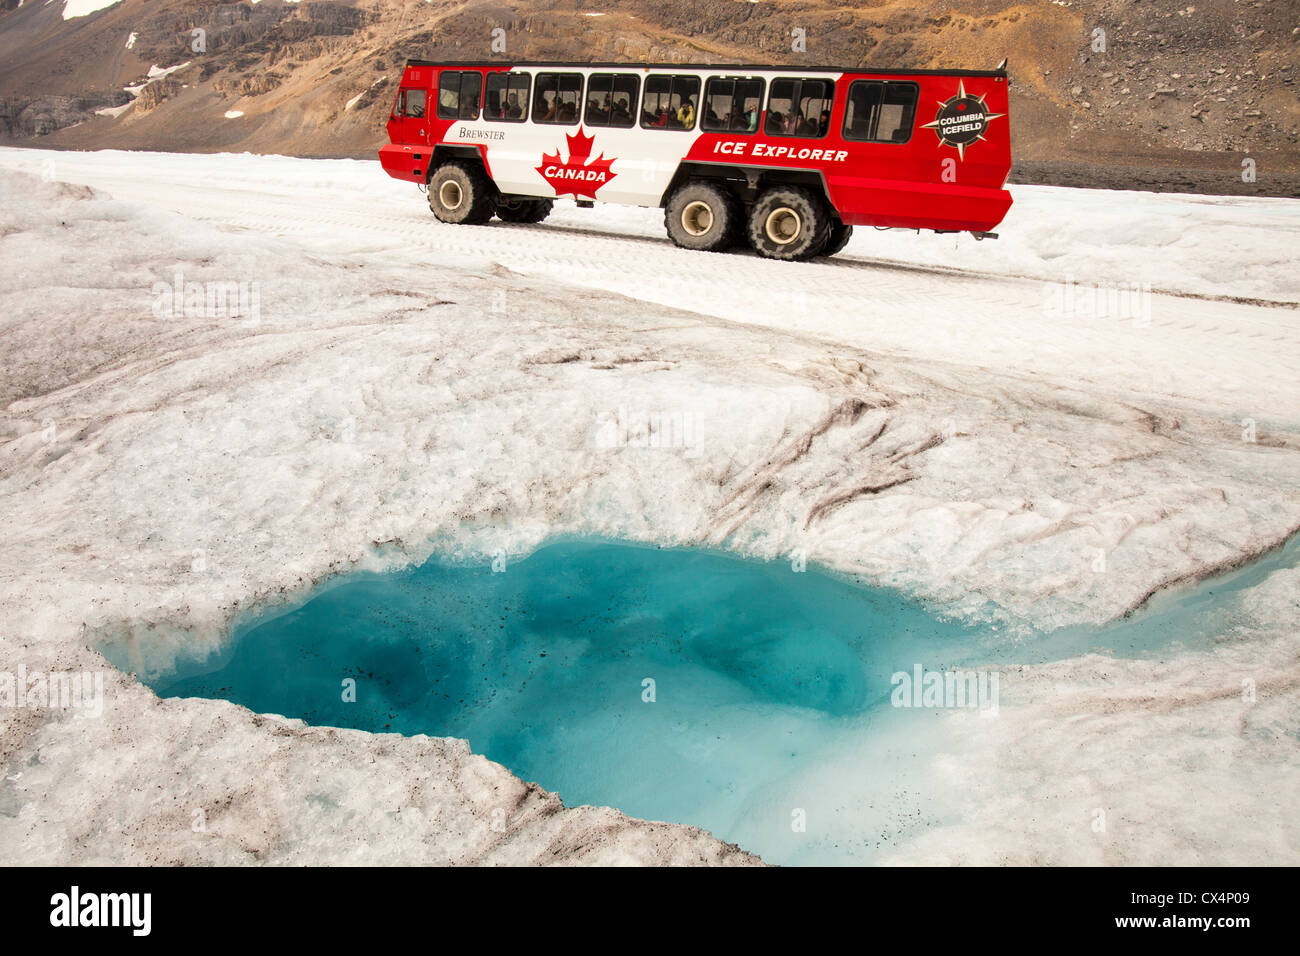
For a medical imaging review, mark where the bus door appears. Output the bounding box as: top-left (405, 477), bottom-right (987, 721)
top-left (389, 65), bottom-right (432, 146)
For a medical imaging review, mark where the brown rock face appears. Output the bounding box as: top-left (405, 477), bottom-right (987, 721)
top-left (0, 0), bottom-right (1295, 191)
top-left (214, 74), bottom-right (284, 98)
top-left (135, 77), bottom-right (180, 112)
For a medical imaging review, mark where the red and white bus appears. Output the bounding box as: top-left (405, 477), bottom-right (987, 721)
top-left (380, 60), bottom-right (1012, 260)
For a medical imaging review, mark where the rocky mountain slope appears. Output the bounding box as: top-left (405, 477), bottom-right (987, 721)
top-left (1, 0), bottom-right (1296, 190)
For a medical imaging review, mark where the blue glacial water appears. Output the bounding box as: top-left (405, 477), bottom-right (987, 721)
top-left (122, 535), bottom-right (1298, 865)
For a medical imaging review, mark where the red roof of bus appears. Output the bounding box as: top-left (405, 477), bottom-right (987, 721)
top-left (404, 59), bottom-right (1009, 79)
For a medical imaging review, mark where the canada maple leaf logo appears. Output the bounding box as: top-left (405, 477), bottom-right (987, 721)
top-left (536, 128), bottom-right (617, 200)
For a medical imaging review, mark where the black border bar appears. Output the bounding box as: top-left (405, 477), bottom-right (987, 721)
top-left (6, 866), bottom-right (1281, 942)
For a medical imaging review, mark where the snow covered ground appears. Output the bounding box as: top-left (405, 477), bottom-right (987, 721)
top-left (0, 146), bottom-right (1297, 865)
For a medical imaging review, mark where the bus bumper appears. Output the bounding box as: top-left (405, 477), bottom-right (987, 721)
top-left (379, 144), bottom-right (429, 184)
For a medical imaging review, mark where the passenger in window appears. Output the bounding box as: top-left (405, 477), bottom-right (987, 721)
top-left (612, 97), bottom-right (632, 125)
top-left (677, 97), bottom-right (695, 128)
top-left (505, 93), bottom-right (522, 119)
top-left (818, 109), bottom-right (831, 136)
top-left (746, 101), bottom-right (759, 131)
top-left (537, 94), bottom-right (556, 122)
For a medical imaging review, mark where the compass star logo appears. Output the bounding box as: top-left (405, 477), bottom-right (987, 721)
top-left (921, 80), bottom-right (1005, 159)
top-left (536, 128), bottom-right (617, 200)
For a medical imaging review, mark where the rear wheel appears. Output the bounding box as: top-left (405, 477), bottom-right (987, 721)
top-left (428, 161), bottom-right (495, 224)
top-left (495, 197), bottom-right (554, 224)
top-left (821, 220), bottom-right (854, 258)
top-left (664, 181), bottom-right (743, 252)
top-left (747, 186), bottom-right (830, 261)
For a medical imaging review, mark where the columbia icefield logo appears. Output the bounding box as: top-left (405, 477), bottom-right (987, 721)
top-left (921, 81), bottom-right (1005, 160)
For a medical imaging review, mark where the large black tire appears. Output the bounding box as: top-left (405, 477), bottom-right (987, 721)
top-left (496, 197), bottom-right (554, 224)
top-left (428, 161), bottom-right (495, 224)
top-left (664, 181), bottom-right (743, 252)
top-left (747, 186), bottom-right (831, 261)
top-left (821, 220), bottom-right (854, 258)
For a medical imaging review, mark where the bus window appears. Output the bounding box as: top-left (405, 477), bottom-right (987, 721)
top-left (397, 89), bottom-right (426, 118)
top-left (533, 73), bottom-right (583, 125)
top-left (437, 71), bottom-right (481, 120)
top-left (844, 81), bottom-right (919, 142)
top-left (459, 72), bottom-right (481, 119)
top-left (843, 81), bottom-right (881, 139)
top-left (485, 71), bottom-right (530, 121)
top-left (585, 73), bottom-right (639, 128)
top-left (640, 74), bottom-right (701, 130)
top-left (765, 78), bottom-right (834, 137)
top-left (876, 82), bottom-right (918, 142)
top-left (701, 77), bottom-right (764, 133)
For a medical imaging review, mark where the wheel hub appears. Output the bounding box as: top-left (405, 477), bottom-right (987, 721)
top-left (764, 207), bottom-right (801, 245)
top-left (681, 200), bottom-right (714, 237)
top-left (438, 180), bottom-right (464, 211)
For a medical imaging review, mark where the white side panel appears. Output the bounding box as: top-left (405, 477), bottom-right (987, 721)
top-left (444, 120), bottom-right (700, 207)
top-left (439, 66), bottom-right (827, 207)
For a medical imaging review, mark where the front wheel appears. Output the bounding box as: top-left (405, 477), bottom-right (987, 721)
top-left (747, 186), bottom-right (830, 261)
top-left (496, 197), bottom-right (554, 224)
top-left (428, 161), bottom-right (495, 224)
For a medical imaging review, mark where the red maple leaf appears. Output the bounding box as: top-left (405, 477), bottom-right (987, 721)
top-left (536, 128), bottom-right (617, 200)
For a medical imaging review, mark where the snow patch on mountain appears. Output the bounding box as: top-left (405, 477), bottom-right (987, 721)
top-left (61, 0), bottom-right (120, 20)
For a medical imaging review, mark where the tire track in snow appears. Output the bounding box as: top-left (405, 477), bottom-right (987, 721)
top-left (13, 160), bottom-right (1300, 423)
